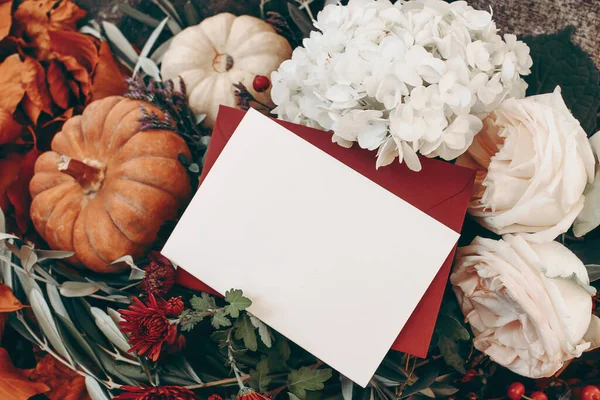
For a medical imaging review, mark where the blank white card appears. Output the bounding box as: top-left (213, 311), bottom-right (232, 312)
top-left (162, 109), bottom-right (459, 387)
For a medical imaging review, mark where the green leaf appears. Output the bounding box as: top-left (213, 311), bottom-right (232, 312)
top-left (287, 3), bottom-right (313, 38)
top-left (250, 358), bottom-right (272, 392)
top-left (190, 292), bottom-right (217, 313)
top-left (234, 315), bottom-right (258, 351)
top-left (211, 311), bottom-right (232, 329)
top-left (179, 310), bottom-right (204, 332)
top-left (249, 314), bottom-right (272, 348)
top-left (224, 289), bottom-right (252, 318)
top-left (287, 367), bottom-right (333, 399)
top-left (523, 27), bottom-right (600, 135)
top-left (438, 336), bottom-right (466, 374)
top-left (436, 315), bottom-right (470, 341)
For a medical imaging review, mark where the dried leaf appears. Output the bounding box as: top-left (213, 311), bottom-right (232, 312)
top-left (21, 57), bottom-right (53, 123)
top-left (101, 21), bottom-right (138, 67)
top-left (47, 60), bottom-right (71, 109)
top-left (91, 41), bottom-right (128, 102)
top-left (0, 154), bottom-right (21, 214)
top-left (49, 30), bottom-right (100, 102)
top-left (13, 0), bottom-right (87, 57)
top-left (0, 347), bottom-right (50, 399)
top-left (28, 354), bottom-right (91, 400)
top-left (0, 0), bottom-right (11, 40)
top-left (0, 283), bottom-right (25, 312)
top-left (0, 109), bottom-right (22, 145)
top-left (6, 148), bottom-right (39, 233)
top-left (0, 54), bottom-right (25, 113)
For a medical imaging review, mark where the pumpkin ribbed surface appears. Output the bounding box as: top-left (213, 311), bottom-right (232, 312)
top-left (29, 96), bottom-right (192, 273)
top-left (161, 13), bottom-right (292, 127)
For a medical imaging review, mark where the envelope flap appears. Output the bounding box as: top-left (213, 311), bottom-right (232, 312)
top-left (206, 106), bottom-right (475, 223)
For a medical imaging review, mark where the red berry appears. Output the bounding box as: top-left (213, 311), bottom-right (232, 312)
top-left (530, 392), bottom-right (548, 400)
top-left (582, 386), bottom-right (600, 400)
top-left (253, 75), bottom-right (271, 92)
top-left (508, 382), bottom-right (525, 400)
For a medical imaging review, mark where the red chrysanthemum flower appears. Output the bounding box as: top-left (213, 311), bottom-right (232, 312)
top-left (237, 388), bottom-right (271, 400)
top-left (140, 251), bottom-right (177, 296)
top-left (119, 294), bottom-right (177, 361)
top-left (208, 395), bottom-right (223, 400)
top-left (161, 296), bottom-right (185, 317)
top-left (114, 385), bottom-right (198, 400)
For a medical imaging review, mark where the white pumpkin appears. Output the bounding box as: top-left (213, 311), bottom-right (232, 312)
top-left (161, 13), bottom-right (292, 127)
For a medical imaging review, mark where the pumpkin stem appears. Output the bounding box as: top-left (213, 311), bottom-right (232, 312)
top-left (57, 156), bottom-right (105, 194)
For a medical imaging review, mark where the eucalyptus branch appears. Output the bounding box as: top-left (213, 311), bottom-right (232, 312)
top-left (0, 257), bottom-right (58, 286)
top-left (184, 375), bottom-right (250, 390)
top-left (98, 344), bottom-right (141, 366)
top-left (227, 328), bottom-right (246, 389)
top-left (16, 311), bottom-right (119, 390)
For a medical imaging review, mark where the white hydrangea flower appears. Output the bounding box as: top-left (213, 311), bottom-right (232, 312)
top-left (271, 0), bottom-right (533, 171)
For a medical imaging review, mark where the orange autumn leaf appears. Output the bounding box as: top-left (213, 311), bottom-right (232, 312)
top-left (49, 30), bottom-right (99, 102)
top-left (47, 60), bottom-right (71, 109)
top-left (0, 153), bottom-right (20, 212)
top-left (0, 109), bottom-right (22, 145)
top-left (6, 148), bottom-right (40, 233)
top-left (13, 0), bottom-right (86, 58)
top-left (0, 54), bottom-right (25, 113)
top-left (91, 41), bottom-right (129, 101)
top-left (0, 0), bottom-right (12, 41)
top-left (0, 284), bottom-right (26, 313)
top-left (0, 347), bottom-right (49, 399)
top-left (21, 57), bottom-right (54, 124)
top-left (27, 354), bottom-right (90, 400)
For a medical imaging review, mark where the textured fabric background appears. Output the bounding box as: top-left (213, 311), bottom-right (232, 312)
top-left (76, 0), bottom-right (599, 66)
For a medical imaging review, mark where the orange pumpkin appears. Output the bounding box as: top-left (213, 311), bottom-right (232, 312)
top-left (29, 96), bottom-right (192, 273)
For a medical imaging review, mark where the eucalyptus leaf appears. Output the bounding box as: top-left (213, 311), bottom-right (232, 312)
top-left (85, 376), bottom-right (111, 400)
top-left (249, 314), bottom-right (272, 348)
top-left (102, 21), bottom-right (139, 66)
top-left (14, 268), bottom-right (42, 301)
top-left (60, 281), bottom-right (101, 297)
top-left (36, 249), bottom-right (74, 262)
top-left (0, 209), bottom-right (13, 289)
top-left (585, 264), bottom-right (600, 282)
top-left (134, 17), bottom-right (169, 77)
top-left (56, 314), bottom-right (105, 373)
top-left (33, 266), bottom-right (59, 286)
top-left (111, 255), bottom-right (145, 280)
top-left (436, 315), bottom-right (470, 341)
top-left (20, 246), bottom-right (38, 273)
top-left (150, 37), bottom-right (173, 65)
top-left (138, 57), bottom-right (162, 81)
top-left (118, 4), bottom-right (160, 27)
top-left (29, 287), bottom-right (74, 366)
top-left (289, 393), bottom-right (302, 400)
top-left (80, 25), bottom-right (102, 39)
top-left (91, 307), bottom-right (131, 353)
top-left (96, 351), bottom-right (138, 386)
top-left (430, 383), bottom-right (459, 397)
top-left (8, 313), bottom-right (36, 343)
top-left (152, 0), bottom-right (183, 26)
top-left (184, 1), bottom-right (201, 26)
top-left (287, 3), bottom-right (313, 38)
top-left (105, 294), bottom-right (131, 304)
top-left (438, 336), bottom-right (466, 374)
top-left (0, 232), bottom-right (19, 241)
top-left (340, 375), bottom-right (354, 400)
top-left (72, 298), bottom-right (112, 346)
top-left (399, 365), bottom-right (438, 399)
top-left (47, 283), bottom-right (70, 321)
top-left (115, 363), bottom-right (150, 382)
top-left (160, 374), bottom-right (198, 386)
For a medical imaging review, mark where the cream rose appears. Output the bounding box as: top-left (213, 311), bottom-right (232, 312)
top-left (456, 87), bottom-right (595, 243)
top-left (451, 234), bottom-right (598, 378)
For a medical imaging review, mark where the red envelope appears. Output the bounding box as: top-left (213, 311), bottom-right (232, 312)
top-left (174, 106), bottom-right (475, 358)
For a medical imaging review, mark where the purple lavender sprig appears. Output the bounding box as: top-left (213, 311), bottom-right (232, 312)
top-left (126, 76), bottom-right (207, 176)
